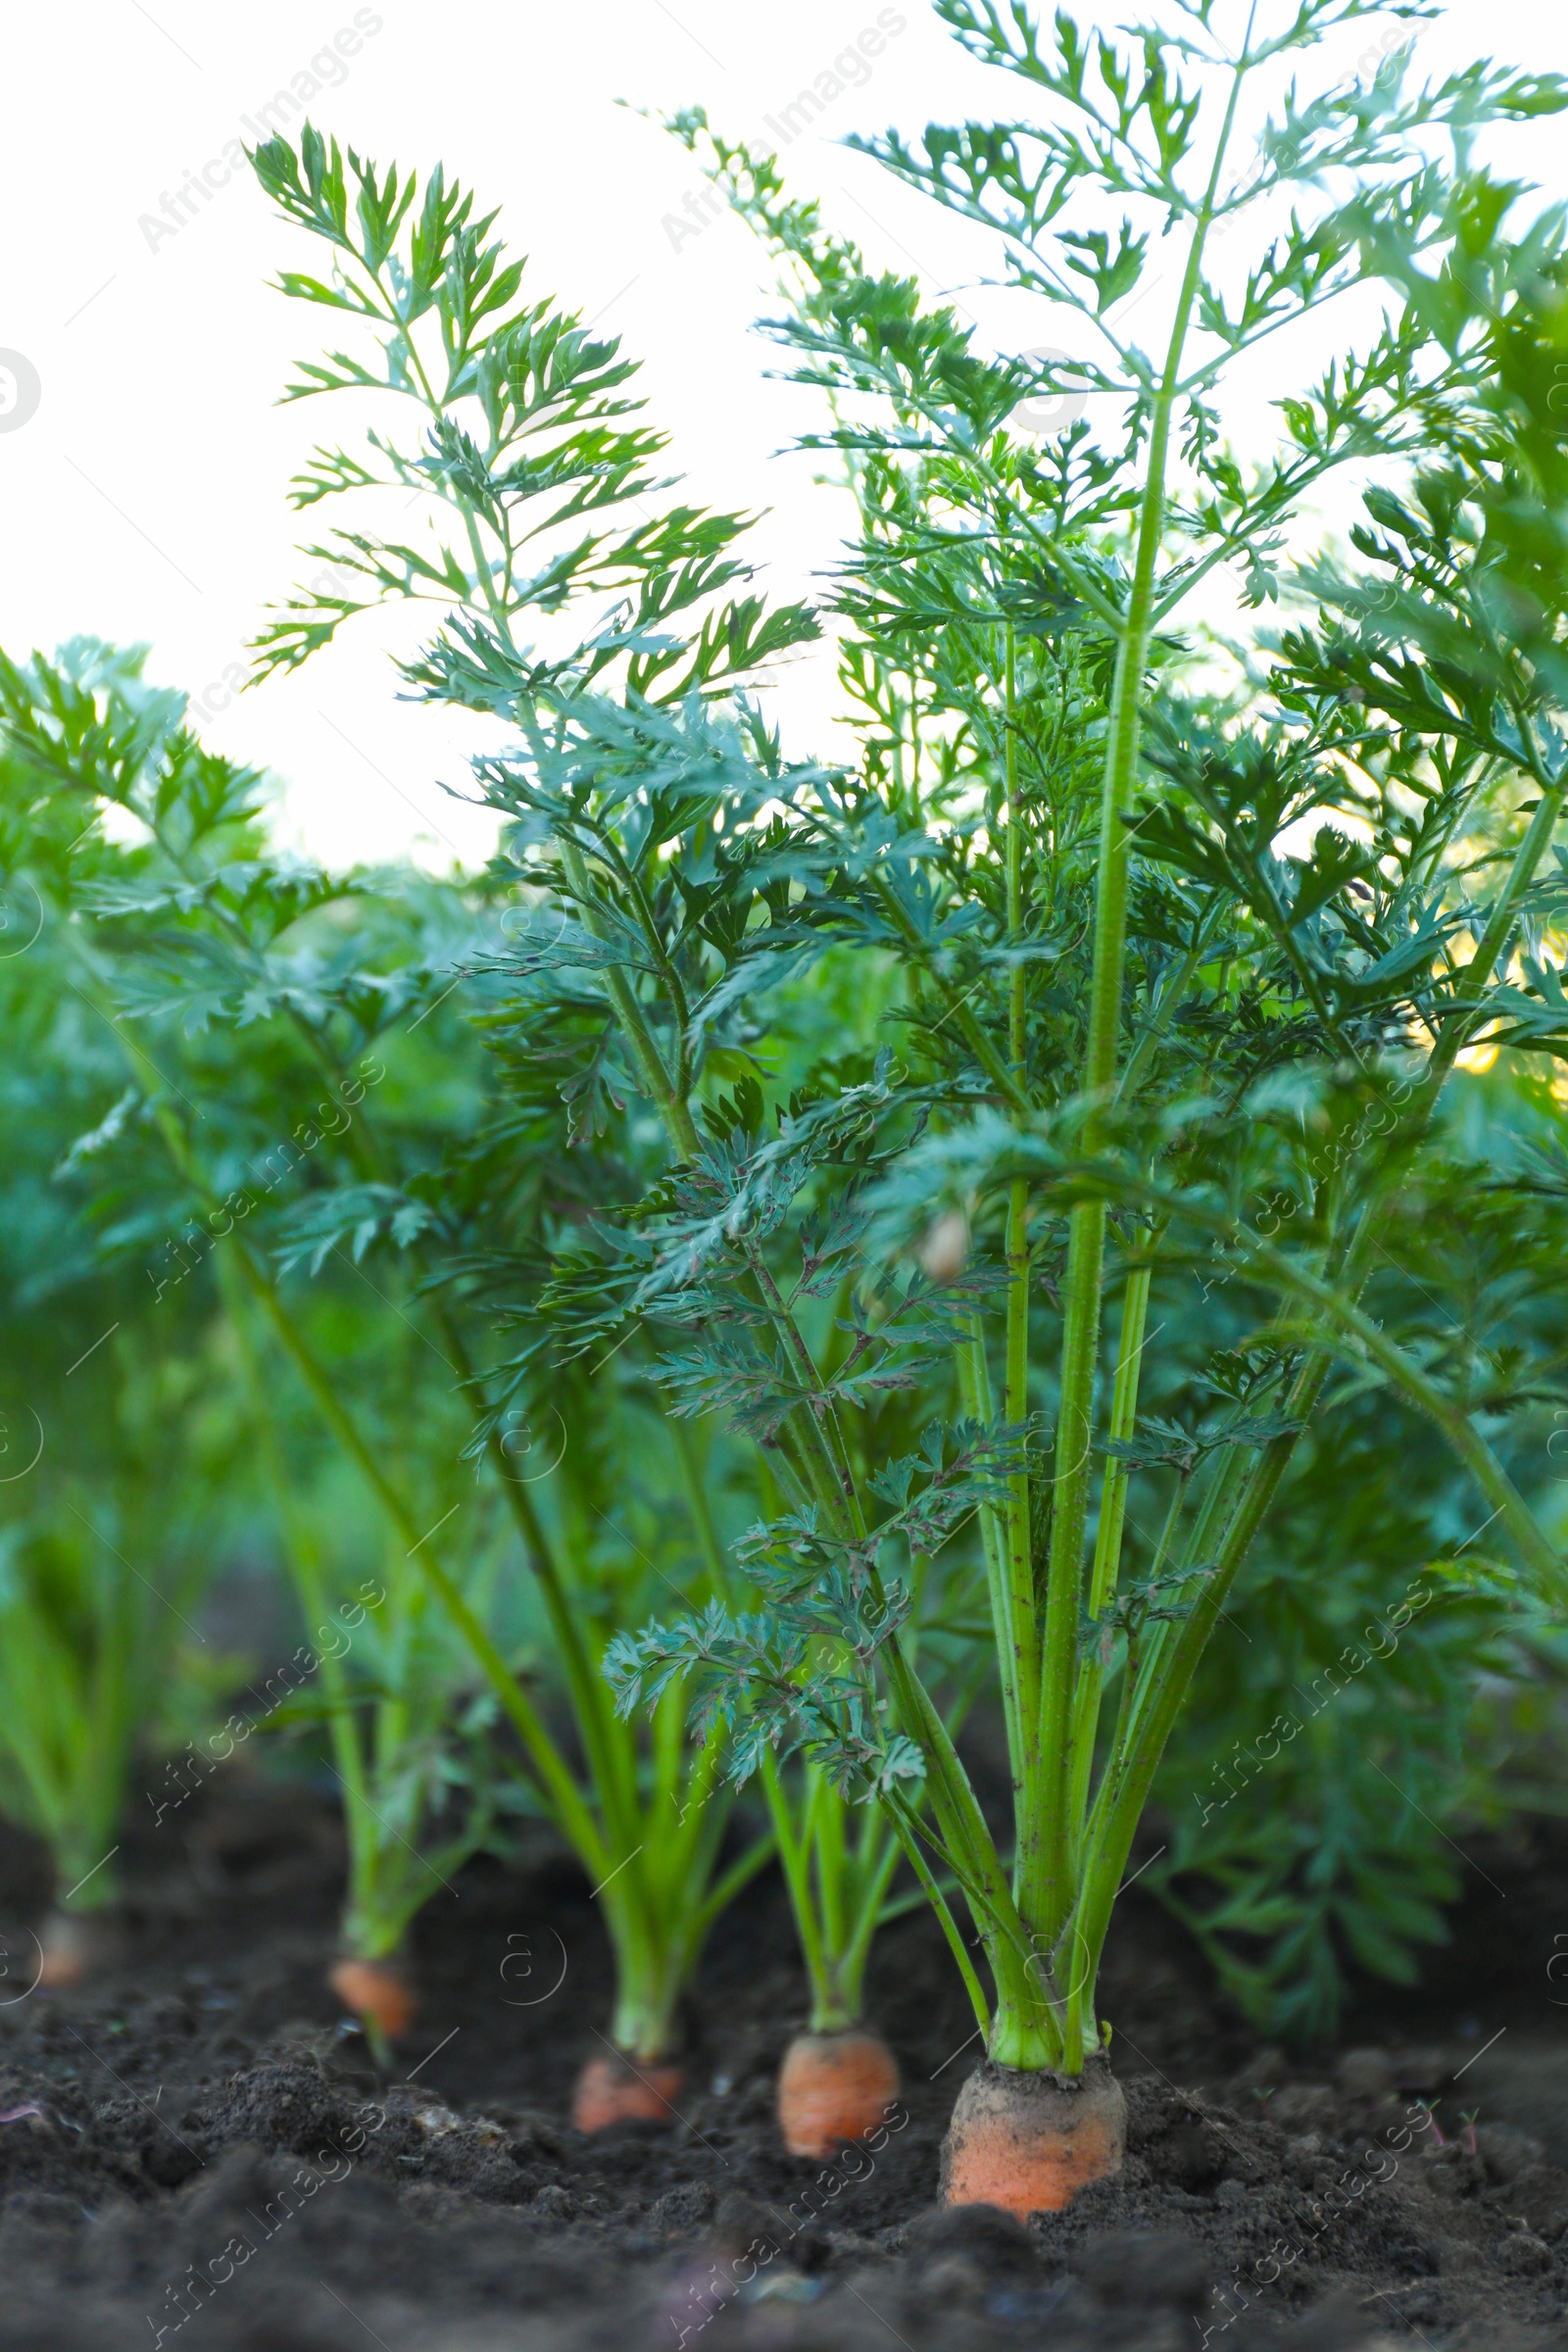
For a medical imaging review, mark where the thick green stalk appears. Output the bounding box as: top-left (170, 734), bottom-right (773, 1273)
top-left (1001, 623), bottom-right (1045, 1915)
top-left (1069, 1361), bottom-right (1323, 2010)
top-left (1066, 1256), bottom-right (1152, 1861)
top-left (762, 1757), bottom-right (847, 2029)
top-left (882, 1792), bottom-right (994, 2040)
top-left (876, 1649), bottom-right (1060, 2064)
top-left (1033, 67), bottom-right (1247, 1955)
top-left (957, 1318), bottom-right (1025, 1797)
top-left (606, 1713), bottom-right (772, 2058)
top-left (608, 1905), bottom-right (688, 2062)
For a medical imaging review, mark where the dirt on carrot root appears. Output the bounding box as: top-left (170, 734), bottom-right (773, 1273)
top-left (0, 1780), bottom-right (1565, 2350)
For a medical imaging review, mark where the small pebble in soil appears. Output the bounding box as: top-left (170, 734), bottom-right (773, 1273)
top-left (748, 2266), bottom-right (822, 2302)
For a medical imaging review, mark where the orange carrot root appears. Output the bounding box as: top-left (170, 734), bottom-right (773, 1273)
top-left (571, 2053), bottom-right (684, 2133)
top-left (36, 1909), bottom-right (121, 1989)
top-left (329, 1956), bottom-right (418, 2042)
top-left (941, 2054), bottom-right (1125, 2218)
top-left (777, 2027), bottom-right (900, 2160)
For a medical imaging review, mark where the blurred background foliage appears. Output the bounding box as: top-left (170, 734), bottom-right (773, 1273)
top-left (1149, 1059), bottom-right (1568, 2036)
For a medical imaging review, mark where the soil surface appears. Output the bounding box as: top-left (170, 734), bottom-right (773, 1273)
top-left (1, 1772), bottom-right (1567, 2350)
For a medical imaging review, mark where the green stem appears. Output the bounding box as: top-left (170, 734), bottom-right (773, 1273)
top-left (1034, 57), bottom-right (1249, 1957)
top-left (220, 1261), bottom-right (376, 1918)
top-left (226, 1237), bottom-right (614, 1881)
top-left (693, 1828), bottom-right (777, 1938)
top-left (438, 1308), bottom-right (645, 1858)
top-left (762, 1756), bottom-right (847, 2029)
top-left (1001, 622), bottom-right (1045, 1914)
top-left (872, 874), bottom-right (1030, 1112)
top-left (1071, 1364), bottom-right (1321, 2007)
top-left (839, 1818), bottom-right (905, 2018)
top-left (883, 1794), bottom-right (992, 2039)
top-left (957, 1316), bottom-right (1024, 1801)
top-left (558, 835), bottom-right (700, 1157)
top-left (1066, 1254), bottom-right (1152, 1865)
top-left (671, 1417), bottom-right (731, 1597)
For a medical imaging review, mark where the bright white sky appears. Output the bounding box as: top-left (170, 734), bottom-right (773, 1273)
top-left (2, 0), bottom-right (1563, 870)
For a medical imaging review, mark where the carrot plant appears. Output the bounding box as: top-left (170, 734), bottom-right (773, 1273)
top-left (0, 641), bottom-right (510, 2013)
top-left (220, 1264), bottom-right (507, 2052)
top-left (568, 0), bottom-right (1568, 2206)
top-left (229, 14), bottom-right (1568, 2184)
top-left (96, 133), bottom-right (827, 2097)
top-left (234, 123), bottom-right (957, 2100)
top-left (0, 690), bottom-right (252, 1970)
top-left (0, 634), bottom-right (776, 2084)
top-left (739, 1324), bottom-right (991, 2147)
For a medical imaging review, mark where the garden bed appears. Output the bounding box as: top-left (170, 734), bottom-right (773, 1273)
top-left (0, 1779), bottom-right (1564, 2349)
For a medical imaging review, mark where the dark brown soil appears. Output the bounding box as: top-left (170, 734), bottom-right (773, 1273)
top-left (0, 1772), bottom-right (1566, 2350)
